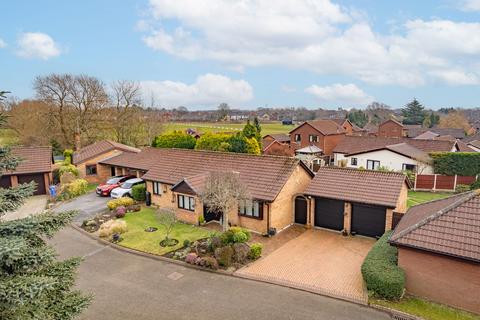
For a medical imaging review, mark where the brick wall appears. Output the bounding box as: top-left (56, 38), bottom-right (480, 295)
top-left (398, 247), bottom-right (480, 314)
top-left (290, 123), bottom-right (345, 155)
top-left (77, 149), bottom-right (124, 184)
top-left (377, 121), bottom-right (403, 138)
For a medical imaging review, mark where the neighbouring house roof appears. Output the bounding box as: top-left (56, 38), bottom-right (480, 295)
top-left (463, 133), bottom-right (480, 143)
top-left (352, 123), bottom-right (367, 132)
top-left (385, 143), bottom-right (431, 162)
top-left (290, 119), bottom-right (346, 136)
top-left (363, 123), bottom-right (378, 134)
top-left (295, 145), bottom-right (323, 154)
top-left (468, 140), bottom-right (480, 149)
top-left (304, 167), bottom-right (408, 208)
top-left (73, 140), bottom-right (140, 165)
top-left (98, 147), bottom-right (161, 171)
top-left (4, 146), bottom-right (53, 175)
top-left (456, 140), bottom-right (477, 152)
top-left (390, 191), bottom-right (480, 263)
top-left (408, 127), bottom-right (466, 139)
top-left (380, 118), bottom-right (404, 128)
top-left (333, 136), bottom-right (455, 155)
top-left (171, 173), bottom-right (209, 195)
top-left (141, 148), bottom-right (314, 202)
top-left (329, 118), bottom-right (350, 126)
top-left (263, 133), bottom-right (290, 143)
top-left (414, 131), bottom-right (439, 140)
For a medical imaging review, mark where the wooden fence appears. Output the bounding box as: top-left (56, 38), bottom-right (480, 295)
top-left (414, 174), bottom-right (478, 191)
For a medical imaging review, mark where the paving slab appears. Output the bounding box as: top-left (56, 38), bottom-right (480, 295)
top-left (2, 195), bottom-right (48, 221)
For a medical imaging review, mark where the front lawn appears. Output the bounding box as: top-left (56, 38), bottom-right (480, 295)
top-left (371, 296), bottom-right (480, 320)
top-left (118, 207), bottom-right (211, 255)
top-left (407, 191), bottom-right (452, 208)
top-left (86, 183), bottom-right (98, 193)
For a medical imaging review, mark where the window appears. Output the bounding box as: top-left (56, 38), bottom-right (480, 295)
top-left (110, 166), bottom-right (116, 176)
top-left (294, 134), bottom-right (301, 142)
top-left (309, 135), bottom-right (318, 142)
top-left (366, 160), bottom-right (380, 170)
top-left (238, 200), bottom-right (263, 219)
top-left (351, 157), bottom-right (358, 166)
top-left (402, 164), bottom-right (416, 172)
top-left (153, 181), bottom-right (162, 195)
top-left (177, 194), bottom-right (195, 211)
top-left (86, 164), bottom-right (97, 175)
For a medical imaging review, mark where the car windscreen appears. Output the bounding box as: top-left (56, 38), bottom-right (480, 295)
top-left (107, 177), bottom-right (121, 184)
top-left (121, 181), bottom-right (138, 188)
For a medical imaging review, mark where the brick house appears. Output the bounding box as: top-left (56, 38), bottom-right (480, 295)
top-left (389, 191), bottom-right (480, 314)
top-left (101, 148), bottom-right (314, 235)
top-left (289, 120), bottom-right (346, 155)
top-left (377, 119), bottom-right (407, 138)
top-left (0, 146), bottom-right (53, 195)
top-left (301, 167), bottom-right (409, 238)
top-left (73, 140), bottom-right (140, 184)
top-left (262, 134), bottom-right (293, 156)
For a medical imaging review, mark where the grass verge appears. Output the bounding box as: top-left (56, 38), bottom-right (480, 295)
top-left (407, 191), bottom-right (452, 208)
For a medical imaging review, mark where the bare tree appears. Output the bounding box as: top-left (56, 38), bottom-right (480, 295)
top-left (111, 80), bottom-right (142, 144)
top-left (200, 171), bottom-right (249, 231)
top-left (155, 208), bottom-right (177, 246)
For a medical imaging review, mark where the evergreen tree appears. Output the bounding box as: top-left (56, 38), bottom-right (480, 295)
top-left (253, 117), bottom-right (262, 141)
top-left (0, 92), bottom-right (91, 319)
top-left (401, 98), bottom-right (426, 125)
top-left (348, 110), bottom-right (368, 128)
top-left (429, 112), bottom-right (440, 127)
top-left (242, 120), bottom-right (257, 139)
top-left (151, 131), bottom-right (196, 149)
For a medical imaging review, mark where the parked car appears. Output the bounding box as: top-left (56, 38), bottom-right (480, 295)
top-left (110, 178), bottom-right (144, 199)
top-left (96, 175), bottom-right (135, 197)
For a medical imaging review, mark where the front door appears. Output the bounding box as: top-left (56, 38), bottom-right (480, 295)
top-left (294, 196), bottom-right (308, 224)
top-left (203, 206), bottom-right (222, 223)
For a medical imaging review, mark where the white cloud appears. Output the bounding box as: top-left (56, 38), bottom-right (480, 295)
top-left (140, 73), bottom-right (253, 107)
top-left (0, 38), bottom-right (6, 48)
top-left (141, 0), bottom-right (480, 87)
top-left (461, 0), bottom-right (480, 11)
top-left (305, 83), bottom-right (373, 106)
top-left (16, 32), bottom-right (61, 60)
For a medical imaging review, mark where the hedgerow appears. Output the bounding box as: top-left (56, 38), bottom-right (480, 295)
top-left (430, 152), bottom-right (480, 176)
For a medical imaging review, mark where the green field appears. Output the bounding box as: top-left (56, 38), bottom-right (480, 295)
top-left (0, 128), bottom-right (18, 145)
top-left (407, 191), bottom-right (452, 208)
top-left (164, 121), bottom-right (294, 136)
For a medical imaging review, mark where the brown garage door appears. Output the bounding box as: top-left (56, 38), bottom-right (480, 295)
top-left (0, 175), bottom-right (12, 189)
top-left (17, 174), bottom-right (47, 195)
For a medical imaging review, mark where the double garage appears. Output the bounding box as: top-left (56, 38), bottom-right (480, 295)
top-left (297, 166), bottom-right (409, 239)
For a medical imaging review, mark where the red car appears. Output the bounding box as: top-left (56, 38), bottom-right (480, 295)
top-left (96, 175), bottom-right (135, 197)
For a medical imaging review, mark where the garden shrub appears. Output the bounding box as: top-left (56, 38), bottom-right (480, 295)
top-left (185, 252), bottom-right (198, 265)
top-left (430, 152), bottom-right (480, 176)
top-left (200, 257), bottom-right (219, 270)
top-left (233, 243), bottom-right (250, 263)
top-left (455, 184), bottom-right (470, 193)
top-left (361, 231), bottom-right (405, 300)
top-left (58, 163), bottom-right (79, 177)
top-left (214, 246), bottom-right (234, 267)
top-left (221, 227), bottom-right (251, 244)
top-left (63, 149), bottom-right (74, 163)
top-left (107, 197), bottom-right (135, 210)
top-left (471, 179), bottom-right (480, 190)
top-left (248, 243), bottom-right (263, 260)
top-left (208, 236), bottom-right (223, 252)
top-left (99, 220), bottom-right (127, 238)
top-left (198, 215), bottom-right (205, 225)
top-left (131, 184), bottom-right (146, 201)
top-left (58, 178), bottom-right (88, 200)
top-left (220, 230), bottom-right (235, 244)
top-left (115, 206), bottom-right (127, 218)
top-left (183, 239), bottom-right (191, 248)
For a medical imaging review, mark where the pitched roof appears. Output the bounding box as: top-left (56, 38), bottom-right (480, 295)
top-left (408, 127), bottom-right (466, 139)
top-left (5, 146), bottom-right (53, 175)
top-left (98, 147), bottom-right (161, 171)
top-left (333, 136), bottom-right (455, 155)
top-left (414, 131), bottom-right (439, 140)
top-left (295, 145), bottom-right (323, 154)
top-left (329, 118), bottom-right (350, 126)
top-left (363, 123), bottom-right (378, 134)
top-left (456, 140), bottom-right (476, 152)
top-left (73, 140), bottom-right (140, 165)
top-left (304, 167), bottom-right (408, 208)
top-left (290, 120), bottom-right (346, 136)
top-left (468, 140), bottom-right (480, 149)
top-left (380, 119), bottom-right (403, 127)
top-left (463, 132), bottom-right (480, 143)
top-left (141, 148), bottom-right (313, 201)
top-left (390, 191), bottom-right (480, 262)
top-left (385, 143), bottom-right (430, 162)
top-left (263, 134), bottom-right (290, 142)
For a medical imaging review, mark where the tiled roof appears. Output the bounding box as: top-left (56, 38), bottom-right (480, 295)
top-left (380, 119), bottom-right (403, 127)
top-left (263, 134), bottom-right (290, 142)
top-left (98, 147), bottom-right (160, 170)
top-left (291, 120), bottom-right (346, 136)
top-left (5, 146), bottom-right (53, 175)
top-left (456, 140), bottom-right (476, 152)
top-left (363, 123), bottom-right (378, 133)
top-left (414, 131), bottom-right (439, 140)
top-left (73, 140), bottom-right (140, 165)
top-left (468, 140), bottom-right (480, 149)
top-left (304, 167), bottom-right (407, 208)
top-left (141, 148), bottom-right (313, 201)
top-left (386, 143), bottom-right (430, 162)
top-left (463, 133), bottom-right (480, 143)
top-left (408, 127), bottom-right (466, 139)
top-left (295, 145), bottom-right (323, 154)
top-left (390, 191), bottom-right (480, 262)
top-left (333, 136), bottom-right (455, 155)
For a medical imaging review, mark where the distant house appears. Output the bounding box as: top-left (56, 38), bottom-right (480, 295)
top-left (262, 134), bottom-right (293, 156)
top-left (363, 123), bottom-right (378, 136)
top-left (289, 119), bottom-right (346, 156)
top-left (282, 119), bottom-right (293, 125)
top-left (0, 146), bottom-right (53, 195)
top-left (377, 119), bottom-right (407, 138)
top-left (389, 191), bottom-right (480, 314)
top-left (333, 136), bottom-right (460, 173)
top-left (303, 167), bottom-right (409, 238)
top-left (73, 140), bottom-right (140, 183)
top-left (329, 118), bottom-right (353, 135)
top-left (467, 140), bottom-right (480, 152)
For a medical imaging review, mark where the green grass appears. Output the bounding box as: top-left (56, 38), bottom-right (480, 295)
top-left (372, 297), bottom-right (480, 320)
top-left (0, 128), bottom-right (18, 145)
top-left (118, 208), bottom-right (211, 255)
top-left (86, 183), bottom-right (98, 193)
top-left (407, 191), bottom-right (452, 208)
top-left (164, 121), bottom-right (295, 135)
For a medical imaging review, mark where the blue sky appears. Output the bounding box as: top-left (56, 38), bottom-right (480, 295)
top-left (1, 0), bottom-right (480, 110)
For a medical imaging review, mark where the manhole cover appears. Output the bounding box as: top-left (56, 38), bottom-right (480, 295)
top-left (167, 272), bottom-right (184, 281)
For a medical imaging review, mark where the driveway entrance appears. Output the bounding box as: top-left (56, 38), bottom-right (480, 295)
top-left (236, 229), bottom-right (374, 303)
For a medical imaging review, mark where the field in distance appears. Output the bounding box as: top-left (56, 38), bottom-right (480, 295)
top-left (165, 121), bottom-right (294, 135)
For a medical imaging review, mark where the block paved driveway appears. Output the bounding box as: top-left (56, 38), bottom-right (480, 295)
top-left (236, 229), bottom-right (375, 303)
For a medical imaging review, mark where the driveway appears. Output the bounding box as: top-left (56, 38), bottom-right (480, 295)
top-left (2, 195), bottom-right (48, 221)
top-left (49, 227), bottom-right (389, 320)
top-left (236, 229), bottom-right (375, 303)
top-left (54, 192), bottom-right (109, 226)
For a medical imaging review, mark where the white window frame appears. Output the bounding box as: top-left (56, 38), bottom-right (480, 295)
top-left (152, 181), bottom-right (162, 195)
top-left (367, 160), bottom-right (380, 170)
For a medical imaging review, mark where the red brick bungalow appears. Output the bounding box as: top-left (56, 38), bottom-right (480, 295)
top-left (389, 191), bottom-right (480, 314)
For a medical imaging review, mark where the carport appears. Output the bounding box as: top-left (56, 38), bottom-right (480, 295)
top-left (304, 167), bottom-right (409, 238)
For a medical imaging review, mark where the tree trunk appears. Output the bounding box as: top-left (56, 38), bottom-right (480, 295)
top-left (222, 207), bottom-right (229, 231)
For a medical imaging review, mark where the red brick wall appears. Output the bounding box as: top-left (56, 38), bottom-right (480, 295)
top-left (323, 134), bottom-right (345, 155)
top-left (263, 141), bottom-right (294, 156)
top-left (378, 121), bottom-right (404, 138)
top-left (343, 122), bottom-right (353, 135)
top-left (398, 247), bottom-right (480, 314)
top-left (290, 123), bottom-right (345, 155)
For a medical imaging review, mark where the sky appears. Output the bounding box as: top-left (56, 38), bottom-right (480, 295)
top-left (1, 0), bottom-right (480, 110)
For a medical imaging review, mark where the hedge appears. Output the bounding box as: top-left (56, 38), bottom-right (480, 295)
top-left (361, 231), bottom-right (405, 300)
top-left (107, 197), bottom-right (135, 210)
top-left (430, 152), bottom-right (480, 176)
top-left (131, 184), bottom-right (146, 201)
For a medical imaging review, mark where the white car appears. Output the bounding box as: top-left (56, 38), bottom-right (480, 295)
top-left (110, 178), bottom-right (144, 199)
